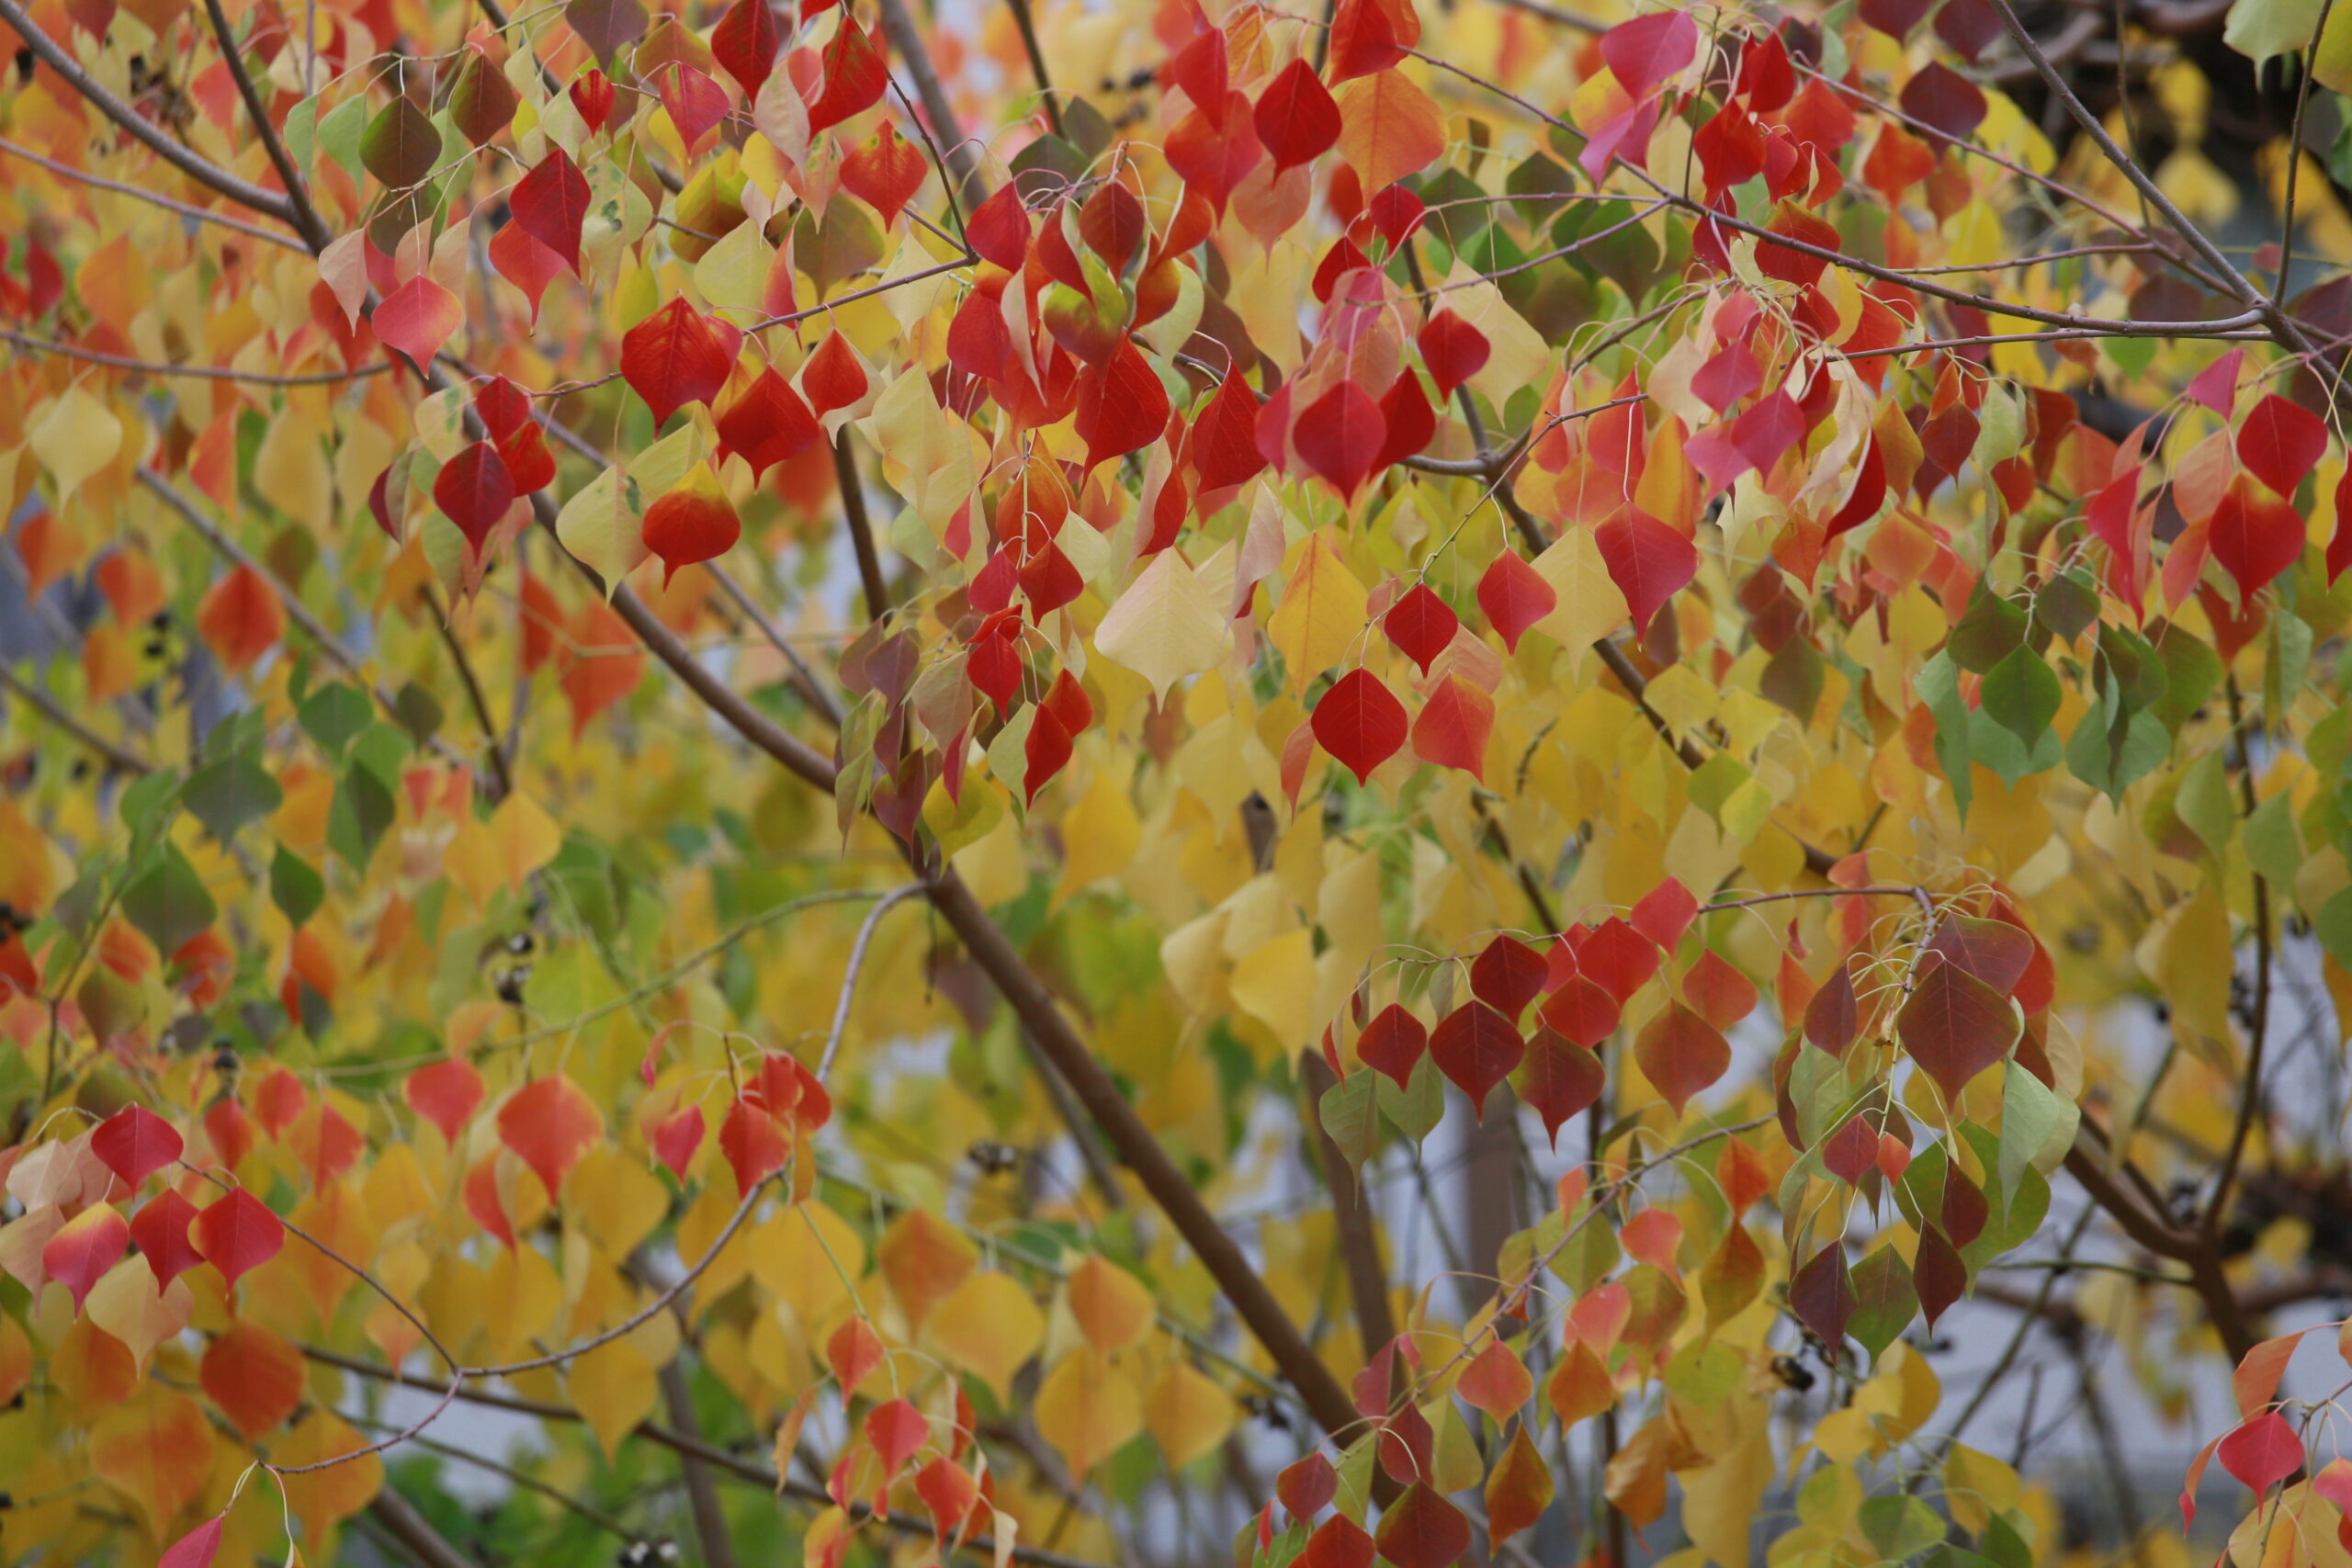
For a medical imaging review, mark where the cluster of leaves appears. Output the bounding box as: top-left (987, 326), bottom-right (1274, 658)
top-left (8, 0), bottom-right (2352, 1559)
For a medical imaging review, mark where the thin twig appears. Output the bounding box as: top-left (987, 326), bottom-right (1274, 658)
top-left (0, 137), bottom-right (310, 250)
top-left (1, 326), bottom-right (390, 384)
top-left (198, 0), bottom-right (334, 251)
top-left (0, 663), bottom-right (155, 776)
top-left (818, 881), bottom-right (927, 1078)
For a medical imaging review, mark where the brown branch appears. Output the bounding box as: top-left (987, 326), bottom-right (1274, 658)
top-left (1299, 1051), bottom-right (1397, 1361)
top-left (422, 585), bottom-right (515, 803)
top-left (874, 0), bottom-right (987, 208)
top-left (368, 1491), bottom-right (482, 1568)
top-left (0, 0), bottom-right (303, 225)
top-left (302, 1344), bottom-right (1118, 1568)
top-left (657, 1361), bottom-right (741, 1568)
top-left (198, 0), bottom-right (334, 251)
top-left (1001, 0), bottom-right (1067, 140)
top-left (834, 434), bottom-right (892, 626)
top-left (2208, 674), bottom-right (2272, 1241)
top-left (1, 326), bottom-right (390, 384)
top-left (0, 136), bottom-right (309, 249)
top-left (0, 663), bottom-right (155, 776)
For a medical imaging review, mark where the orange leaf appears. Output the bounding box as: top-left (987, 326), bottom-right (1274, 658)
top-left (496, 1075), bottom-right (605, 1198)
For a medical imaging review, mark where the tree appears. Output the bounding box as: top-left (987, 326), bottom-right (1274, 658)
top-left (4, 0), bottom-right (2352, 1558)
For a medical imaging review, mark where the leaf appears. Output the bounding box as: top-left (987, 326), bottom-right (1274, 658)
top-left (360, 96), bottom-right (439, 188)
top-left (497, 1075), bottom-right (605, 1197)
top-left (196, 564), bottom-right (284, 674)
top-left (570, 1338), bottom-right (659, 1459)
top-left (128, 1190), bottom-right (202, 1291)
top-left (1979, 645), bottom-right (2060, 748)
top-left (1143, 1361), bottom-right (1236, 1469)
top-left (2234, 1330), bottom-right (2307, 1418)
top-left (711, 0), bottom-right (781, 97)
top-left (1457, 1337), bottom-right (1532, 1422)
top-left (1069, 1255), bottom-right (1153, 1353)
top-left (200, 1319), bottom-right (307, 1438)
top-left (1257, 58), bottom-right (1342, 171)
top-left (1897, 953), bottom-right (2018, 1100)
top-left (2237, 393), bottom-right (2326, 500)
top-left (43, 1202), bottom-right (129, 1311)
top-left (1270, 530), bottom-right (1372, 682)
top-left (1593, 512), bottom-right (1696, 636)
top-left (2217, 1411), bottom-right (2302, 1492)
top-left (1632, 1002), bottom-right (1728, 1116)
top-left (1374, 1483), bottom-right (1470, 1568)
top-left (158, 1516), bottom-right (227, 1568)
top-left (1319, 1068), bottom-right (1380, 1169)
top-left (92, 1104), bottom-right (182, 1188)
top-left (1035, 1348), bottom-right (1142, 1480)
top-left (1095, 549), bottom-right (1231, 699)
top-left (1600, 11), bottom-right (1698, 96)
top-left (1333, 68), bottom-right (1445, 192)
top-left (374, 275), bottom-right (464, 372)
top-left (1483, 1425), bottom-right (1553, 1544)
top-left (622, 298), bottom-right (738, 426)
top-left (90, 1391), bottom-right (215, 1536)
top-left (1430, 1001), bottom-right (1524, 1116)
top-left (931, 1271), bottom-right (1044, 1400)
top-left (1074, 340), bottom-right (1172, 473)
top-left (807, 17), bottom-right (887, 132)
top-left (1410, 676), bottom-right (1494, 778)
top-left (1788, 1242), bottom-right (1855, 1352)
top-left (1476, 552), bottom-right (1555, 653)
top-left (403, 1058), bottom-right (486, 1143)
top-left (642, 462), bottom-right (741, 586)
top-left (511, 148), bottom-right (592, 274)
top-left (192, 1188), bottom-right (283, 1288)
top-left (435, 440), bottom-right (517, 562)
top-left (2210, 477), bottom-right (2305, 603)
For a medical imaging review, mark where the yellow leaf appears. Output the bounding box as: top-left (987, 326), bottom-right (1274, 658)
top-left (568, 1145), bottom-right (671, 1258)
top-left (91, 1389), bottom-right (215, 1536)
top-left (750, 1201), bottom-right (867, 1329)
top-left (1227, 927), bottom-right (1318, 1053)
top-left (1334, 68), bottom-right (1446, 195)
top-left (1532, 526), bottom-right (1629, 651)
top-left (930, 1270), bottom-right (1045, 1399)
top-left (31, 388), bottom-right (124, 500)
top-left (83, 1258), bottom-right (191, 1373)
top-left (1067, 1254), bottom-right (1154, 1354)
top-left (556, 464), bottom-right (648, 597)
top-left (1268, 529), bottom-right (1370, 688)
top-left (1095, 549), bottom-right (1232, 699)
top-left (876, 1207), bottom-right (978, 1333)
top-left (1142, 1361), bottom-right (1236, 1470)
top-left (1035, 1348), bottom-right (1142, 1480)
top-left (277, 1410), bottom-right (385, 1540)
top-left (448, 790), bottom-right (563, 904)
top-left (570, 1337), bottom-right (661, 1459)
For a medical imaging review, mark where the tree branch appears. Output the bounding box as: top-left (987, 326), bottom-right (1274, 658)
top-left (198, 0), bottom-right (334, 251)
top-left (0, 0), bottom-right (304, 224)
top-left (0, 136), bottom-right (309, 248)
top-left (0, 663), bottom-right (155, 776)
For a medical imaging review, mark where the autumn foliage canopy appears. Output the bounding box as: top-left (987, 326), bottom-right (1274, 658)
top-left (7, 0), bottom-right (2352, 1560)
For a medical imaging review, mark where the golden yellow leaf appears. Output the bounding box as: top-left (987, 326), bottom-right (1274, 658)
top-left (930, 1270), bottom-right (1045, 1400)
top-left (1035, 1348), bottom-right (1142, 1480)
top-left (1066, 1254), bottom-right (1153, 1355)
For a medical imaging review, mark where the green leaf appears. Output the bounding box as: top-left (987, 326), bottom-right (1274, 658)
top-left (2226, 0), bottom-right (2321, 64)
top-left (2245, 790), bottom-right (2303, 890)
top-left (1848, 1245), bottom-right (1917, 1366)
top-left (328, 762), bottom-right (397, 871)
top-left (1949, 581), bottom-right (2027, 674)
top-left (122, 843), bottom-right (216, 955)
top-left (1915, 651), bottom-right (1974, 818)
top-left (1979, 646), bottom-right (2061, 749)
top-left (1318, 1070), bottom-right (1380, 1172)
top-left (1996, 1061), bottom-right (2077, 1216)
top-left (271, 846), bottom-right (325, 929)
top-left (319, 96), bottom-right (368, 182)
top-left (2174, 748), bottom-right (2236, 863)
top-left (300, 682), bottom-right (374, 759)
top-left (361, 96), bottom-right (441, 189)
top-left (118, 768), bottom-right (182, 852)
top-left (182, 752), bottom-right (283, 842)
top-left (1376, 1050), bottom-right (1445, 1143)
top-left (1859, 1495), bottom-right (1948, 1562)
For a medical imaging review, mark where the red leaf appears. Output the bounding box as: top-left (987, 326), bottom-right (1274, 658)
top-left (158, 1516), bottom-right (227, 1568)
top-left (711, 0), bottom-right (781, 97)
top-left (1895, 953), bottom-right (2017, 1100)
top-left (92, 1103), bottom-right (183, 1187)
top-left (1256, 58), bottom-right (1341, 171)
top-left (1279, 1453), bottom-right (1338, 1520)
top-left (130, 1188), bottom-right (203, 1291)
top-left (657, 62), bottom-right (729, 151)
top-left (1630, 876), bottom-right (1698, 951)
top-left (1788, 1242), bottom-right (1855, 1350)
top-left (373, 275), bottom-right (461, 372)
top-left (1924, 914), bottom-right (2034, 997)
top-left (197, 564), bottom-right (284, 674)
top-left (1520, 1026), bottom-right (1604, 1145)
top-left (1914, 1223), bottom-right (1966, 1329)
top-left (1410, 675), bottom-right (1493, 778)
top-left (1476, 551), bottom-right (1555, 653)
top-left (719, 1095), bottom-right (789, 1197)
top-left (842, 121), bottom-right (929, 227)
top-left (1430, 1001), bottom-right (1524, 1115)
top-left (1384, 582), bottom-right (1458, 673)
top-left (1191, 370), bottom-right (1269, 496)
top-left (801, 329), bottom-right (871, 417)
top-left (1581, 917), bottom-right (1659, 1001)
top-left (1373, 365), bottom-right (1435, 472)
top-left (475, 375), bottom-right (533, 441)
top-left (500, 423), bottom-right (556, 494)
top-left (651, 1104), bottom-right (705, 1179)
top-left (2210, 477), bottom-right (2304, 604)
top-left (717, 367), bottom-right (822, 483)
top-left (1601, 10), bottom-right (1698, 96)
top-left (1634, 1001), bottom-right (1729, 1115)
top-left (1536, 974), bottom-right (1618, 1049)
top-left (434, 440), bottom-right (517, 562)
top-left (867, 1396), bottom-right (929, 1473)
top-left (1683, 950), bottom-right (1759, 1032)
top-left (1043, 667), bottom-right (1093, 737)
top-left (1896, 62), bottom-right (1985, 141)
top-left (404, 1058), bottom-right (486, 1143)
top-left (1374, 1483), bottom-right (1469, 1568)
top-left (828, 1314), bottom-right (886, 1400)
top-left (966, 184), bottom-right (1032, 270)
top-left (2241, 393), bottom-right (2328, 495)
top-left (642, 466), bottom-right (742, 586)
top-left (1023, 704), bottom-right (1074, 803)
top-left (44, 1203), bottom-right (129, 1310)
top-left (192, 1188), bottom-right (284, 1288)
top-left (1075, 339), bottom-right (1171, 473)
top-left (1804, 957), bottom-right (1859, 1053)
top-left (2333, 468), bottom-right (2352, 584)
top-left (623, 298), bottom-right (738, 426)
top-left (570, 68), bottom-right (615, 132)
top-left (1304, 1516), bottom-right (1375, 1568)
top-left (1419, 310), bottom-right (1488, 398)
top-left (496, 1074), bottom-right (605, 1197)
top-left (1357, 1002), bottom-right (1428, 1089)
top-left (1294, 380), bottom-right (1387, 499)
top-left (490, 220), bottom-right (569, 323)
top-left (1595, 511), bottom-right (1697, 637)
top-left (808, 18), bottom-right (887, 132)
top-left (464, 1155), bottom-right (514, 1247)
top-left (1470, 933), bottom-right (1547, 1017)
top-left (1328, 0), bottom-right (1411, 81)
top-left (2218, 1411), bottom-right (2303, 1493)
top-left (510, 148), bottom-right (591, 274)
top-left (200, 1325), bottom-right (303, 1437)
top-left (1313, 668), bottom-right (1408, 784)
